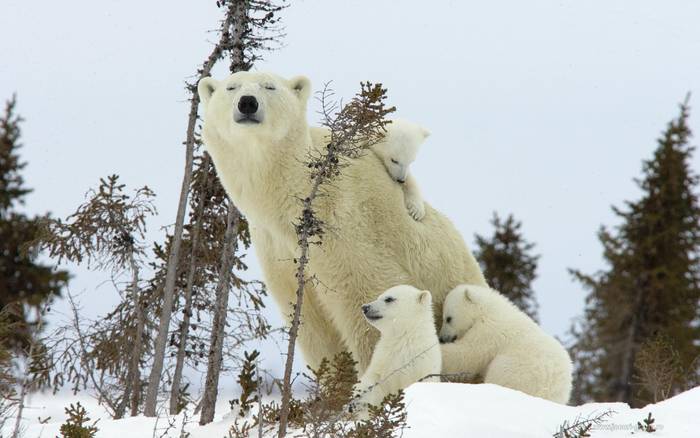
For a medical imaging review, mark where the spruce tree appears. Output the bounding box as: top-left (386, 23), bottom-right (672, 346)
top-left (0, 95), bottom-right (68, 351)
top-left (474, 213), bottom-right (540, 321)
top-left (569, 97), bottom-right (700, 406)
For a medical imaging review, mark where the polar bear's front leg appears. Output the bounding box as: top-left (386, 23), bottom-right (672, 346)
top-left (313, 291), bottom-right (379, 374)
top-left (349, 372), bottom-right (384, 419)
top-left (253, 230), bottom-right (345, 369)
top-left (402, 173), bottom-right (425, 221)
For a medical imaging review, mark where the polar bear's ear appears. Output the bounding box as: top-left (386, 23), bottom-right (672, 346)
top-left (418, 290), bottom-right (431, 305)
top-left (198, 77), bottom-right (219, 107)
top-left (421, 127), bottom-right (431, 139)
top-left (464, 287), bottom-right (473, 302)
top-left (289, 76), bottom-right (311, 103)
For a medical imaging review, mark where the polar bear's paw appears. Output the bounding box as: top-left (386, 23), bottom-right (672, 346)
top-left (405, 197), bottom-right (426, 221)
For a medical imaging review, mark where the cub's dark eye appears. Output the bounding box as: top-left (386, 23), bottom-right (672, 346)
top-left (226, 85), bottom-right (238, 91)
top-left (390, 159), bottom-right (399, 164)
top-left (384, 297), bottom-right (395, 303)
top-left (446, 316), bottom-right (452, 324)
top-left (263, 84), bottom-right (276, 90)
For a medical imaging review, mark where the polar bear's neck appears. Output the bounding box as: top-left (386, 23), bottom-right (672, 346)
top-left (205, 124), bottom-right (313, 235)
top-left (381, 312), bottom-right (436, 341)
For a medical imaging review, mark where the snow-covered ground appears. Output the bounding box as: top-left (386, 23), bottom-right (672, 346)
top-left (7, 383), bottom-right (700, 437)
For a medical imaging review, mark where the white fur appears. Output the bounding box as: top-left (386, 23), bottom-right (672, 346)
top-left (439, 284), bottom-right (573, 404)
top-left (372, 119), bottom-right (430, 221)
top-left (352, 285), bottom-right (441, 417)
top-left (197, 71), bottom-right (487, 373)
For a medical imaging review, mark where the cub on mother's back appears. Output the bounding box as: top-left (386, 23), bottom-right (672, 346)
top-left (439, 284), bottom-right (573, 404)
top-left (371, 119), bottom-right (430, 221)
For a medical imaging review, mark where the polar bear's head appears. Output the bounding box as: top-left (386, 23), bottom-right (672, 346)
top-left (361, 285), bottom-right (433, 333)
top-left (198, 71), bottom-right (311, 146)
top-left (372, 119), bottom-right (430, 183)
top-left (439, 284), bottom-right (489, 343)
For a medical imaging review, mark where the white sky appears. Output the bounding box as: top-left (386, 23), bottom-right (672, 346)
top-left (3, 0), bottom-right (700, 379)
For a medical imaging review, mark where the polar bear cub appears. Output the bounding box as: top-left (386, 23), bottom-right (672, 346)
top-left (352, 285), bottom-right (441, 416)
top-left (372, 119), bottom-right (430, 221)
top-left (439, 284), bottom-right (573, 404)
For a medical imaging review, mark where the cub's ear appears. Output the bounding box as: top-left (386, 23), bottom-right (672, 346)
top-left (289, 75), bottom-right (311, 103)
top-left (421, 127), bottom-right (431, 139)
top-left (198, 77), bottom-right (219, 107)
top-left (418, 290), bottom-right (431, 305)
top-left (464, 287), bottom-right (473, 302)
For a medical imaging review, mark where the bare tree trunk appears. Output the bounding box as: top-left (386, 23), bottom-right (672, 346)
top-left (11, 307), bottom-right (43, 438)
top-left (277, 186), bottom-right (319, 438)
top-left (615, 275), bottom-right (647, 403)
top-left (616, 296), bottom-right (643, 402)
top-left (128, 255), bottom-right (145, 417)
top-left (169, 155), bottom-right (212, 415)
top-left (66, 292), bottom-right (120, 417)
top-left (116, 253), bottom-right (143, 418)
top-left (10, 369), bottom-right (27, 438)
top-left (194, 1), bottom-right (248, 424)
top-left (143, 104), bottom-right (195, 417)
top-left (276, 83), bottom-right (393, 437)
top-left (199, 203), bottom-right (241, 425)
top-left (143, 6), bottom-right (240, 417)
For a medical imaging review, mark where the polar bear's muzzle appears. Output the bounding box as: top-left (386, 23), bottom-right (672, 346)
top-left (234, 95), bottom-right (263, 124)
top-left (362, 304), bottom-right (382, 321)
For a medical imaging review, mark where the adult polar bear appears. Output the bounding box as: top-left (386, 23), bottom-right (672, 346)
top-left (198, 71), bottom-right (486, 372)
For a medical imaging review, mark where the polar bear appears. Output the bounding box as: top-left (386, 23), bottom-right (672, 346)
top-left (351, 285), bottom-right (441, 416)
top-left (197, 71), bottom-right (487, 373)
top-left (372, 119), bottom-right (430, 221)
top-left (439, 284), bottom-right (573, 403)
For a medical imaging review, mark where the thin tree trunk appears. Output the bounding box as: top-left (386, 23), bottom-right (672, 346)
top-left (615, 276), bottom-right (646, 403)
top-left (277, 190), bottom-right (317, 438)
top-left (199, 203), bottom-right (241, 425)
top-left (115, 253), bottom-right (143, 418)
top-left (11, 307), bottom-right (42, 438)
top-left (143, 6), bottom-right (239, 416)
top-left (143, 105), bottom-right (195, 417)
top-left (66, 292), bottom-right (120, 417)
top-left (196, 1), bottom-right (247, 423)
top-left (10, 368), bottom-right (27, 438)
top-left (129, 255), bottom-right (145, 417)
top-left (169, 155), bottom-right (212, 415)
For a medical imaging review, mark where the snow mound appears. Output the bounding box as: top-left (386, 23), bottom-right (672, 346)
top-left (8, 383), bottom-right (700, 437)
top-left (404, 383), bottom-right (700, 437)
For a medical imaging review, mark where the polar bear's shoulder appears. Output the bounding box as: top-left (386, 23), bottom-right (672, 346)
top-left (309, 126), bottom-right (331, 146)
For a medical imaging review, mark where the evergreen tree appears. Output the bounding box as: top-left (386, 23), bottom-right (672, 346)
top-left (474, 213), bottom-right (540, 321)
top-left (569, 97), bottom-right (700, 406)
top-left (0, 95), bottom-right (68, 351)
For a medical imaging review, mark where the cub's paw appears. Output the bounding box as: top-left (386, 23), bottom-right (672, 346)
top-left (346, 400), bottom-right (370, 421)
top-left (406, 198), bottom-right (426, 221)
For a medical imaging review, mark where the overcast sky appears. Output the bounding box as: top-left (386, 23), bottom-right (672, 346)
top-left (3, 0), bottom-right (700, 378)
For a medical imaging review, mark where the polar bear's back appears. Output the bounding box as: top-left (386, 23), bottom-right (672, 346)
top-left (308, 128), bottom-right (486, 321)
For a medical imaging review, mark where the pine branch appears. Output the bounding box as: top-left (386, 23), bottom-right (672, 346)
top-left (553, 410), bottom-right (615, 438)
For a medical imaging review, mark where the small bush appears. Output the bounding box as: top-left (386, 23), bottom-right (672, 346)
top-left (57, 402), bottom-right (98, 438)
top-left (637, 412), bottom-right (657, 433)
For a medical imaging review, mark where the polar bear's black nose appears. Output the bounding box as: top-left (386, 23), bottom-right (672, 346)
top-left (238, 95), bottom-right (258, 114)
top-left (362, 304), bottom-right (370, 314)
